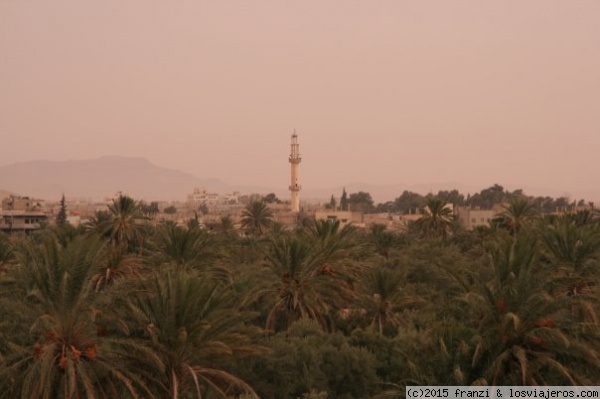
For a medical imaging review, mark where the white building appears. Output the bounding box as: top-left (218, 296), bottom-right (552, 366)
top-left (187, 188), bottom-right (240, 205)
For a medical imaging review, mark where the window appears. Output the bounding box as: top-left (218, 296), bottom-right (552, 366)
top-left (471, 218), bottom-right (477, 224)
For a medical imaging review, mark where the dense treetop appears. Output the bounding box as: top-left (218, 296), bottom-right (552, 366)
top-left (0, 194), bottom-right (599, 398)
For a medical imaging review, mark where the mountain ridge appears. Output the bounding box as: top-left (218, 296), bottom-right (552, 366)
top-left (0, 156), bottom-right (233, 201)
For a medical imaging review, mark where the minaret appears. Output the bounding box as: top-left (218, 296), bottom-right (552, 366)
top-left (289, 130), bottom-right (301, 213)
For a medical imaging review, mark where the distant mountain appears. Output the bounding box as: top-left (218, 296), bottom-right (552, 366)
top-left (0, 156), bottom-right (237, 201)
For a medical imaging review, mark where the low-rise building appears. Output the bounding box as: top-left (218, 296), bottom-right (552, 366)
top-left (2, 195), bottom-right (43, 211)
top-left (455, 206), bottom-right (499, 230)
top-left (314, 210), bottom-right (364, 227)
top-left (0, 196), bottom-right (47, 234)
top-left (187, 187), bottom-right (240, 205)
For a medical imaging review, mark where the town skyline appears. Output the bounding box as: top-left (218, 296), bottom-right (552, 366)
top-left (0, 154), bottom-right (597, 205)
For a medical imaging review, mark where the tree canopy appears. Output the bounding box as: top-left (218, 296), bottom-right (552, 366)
top-left (1, 190), bottom-right (599, 398)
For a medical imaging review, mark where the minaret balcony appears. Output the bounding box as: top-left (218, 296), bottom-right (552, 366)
top-left (289, 185), bottom-right (302, 191)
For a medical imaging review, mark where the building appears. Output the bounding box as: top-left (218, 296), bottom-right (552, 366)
top-left (455, 206), bottom-right (499, 230)
top-left (2, 195), bottom-right (43, 211)
top-left (0, 196), bottom-right (47, 234)
top-left (187, 187), bottom-right (240, 205)
top-left (289, 131), bottom-right (301, 213)
top-left (314, 210), bottom-right (364, 227)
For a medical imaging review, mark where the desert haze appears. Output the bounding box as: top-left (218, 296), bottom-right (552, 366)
top-left (1, 0), bottom-right (599, 199)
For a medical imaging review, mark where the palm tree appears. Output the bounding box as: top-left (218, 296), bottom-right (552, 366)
top-left (301, 218), bottom-right (358, 262)
top-left (120, 271), bottom-right (263, 398)
top-left (462, 235), bottom-right (600, 384)
top-left (260, 236), bottom-right (354, 331)
top-left (217, 215), bottom-right (235, 236)
top-left (0, 233), bottom-right (14, 274)
top-left (237, 236), bottom-right (263, 265)
top-left (186, 211), bottom-right (202, 230)
top-left (241, 201), bottom-right (273, 236)
top-left (150, 223), bottom-right (220, 272)
top-left (414, 198), bottom-right (454, 239)
top-left (106, 194), bottom-right (147, 250)
top-left (269, 221), bottom-right (286, 235)
top-left (566, 209), bottom-right (598, 227)
top-left (84, 210), bottom-right (112, 239)
top-left (369, 224), bottom-right (394, 259)
top-left (540, 219), bottom-right (600, 323)
top-left (356, 268), bottom-right (422, 334)
top-left (91, 245), bottom-right (143, 291)
top-left (0, 236), bottom-right (160, 398)
top-left (494, 198), bottom-right (538, 235)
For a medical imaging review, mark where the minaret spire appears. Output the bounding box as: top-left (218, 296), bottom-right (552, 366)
top-left (289, 130), bottom-right (301, 213)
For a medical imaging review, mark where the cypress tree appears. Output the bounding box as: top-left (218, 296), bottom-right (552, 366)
top-left (340, 188), bottom-right (348, 211)
top-left (56, 194), bottom-right (68, 227)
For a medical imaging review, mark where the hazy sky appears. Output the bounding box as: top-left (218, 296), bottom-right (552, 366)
top-left (1, 1), bottom-right (599, 198)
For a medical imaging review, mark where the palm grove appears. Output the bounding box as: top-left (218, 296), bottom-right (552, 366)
top-left (0, 187), bottom-right (599, 399)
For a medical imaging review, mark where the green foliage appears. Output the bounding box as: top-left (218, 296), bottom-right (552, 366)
top-left (241, 201), bottom-right (273, 236)
top-left (340, 188), bottom-right (348, 211)
top-left (354, 267), bottom-right (423, 335)
top-left (0, 236), bottom-right (159, 398)
top-left (56, 194), bottom-right (68, 227)
top-left (0, 233), bottom-right (14, 271)
top-left (149, 223), bottom-right (220, 273)
top-left (348, 191), bottom-right (374, 213)
top-left (466, 183), bottom-right (509, 209)
top-left (369, 224), bottom-right (395, 259)
top-left (163, 205), bottom-right (177, 214)
top-left (262, 193), bottom-right (281, 204)
top-left (2, 191), bottom-right (600, 397)
top-left (233, 321), bottom-right (379, 399)
top-left (88, 194), bottom-right (148, 253)
top-left (392, 191), bottom-right (426, 214)
top-left (379, 184), bottom-right (576, 215)
top-left (119, 270), bottom-right (263, 398)
top-left (459, 234), bottom-right (600, 384)
top-left (259, 234), bottom-right (354, 331)
top-left (139, 201), bottom-right (160, 217)
top-left (299, 391), bottom-right (329, 399)
top-left (413, 198), bottom-right (454, 239)
top-left (436, 190), bottom-right (465, 207)
top-left (187, 211), bottom-right (202, 230)
top-left (493, 198), bottom-right (539, 235)
top-left (327, 195), bottom-right (337, 210)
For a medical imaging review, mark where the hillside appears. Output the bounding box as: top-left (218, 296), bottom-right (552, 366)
top-left (0, 156), bottom-right (233, 201)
